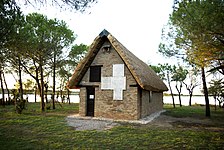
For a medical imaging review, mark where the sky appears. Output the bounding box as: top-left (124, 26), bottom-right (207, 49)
top-left (3, 0), bottom-right (215, 96)
top-left (20, 0), bottom-right (174, 64)
top-left (6, 0), bottom-right (195, 93)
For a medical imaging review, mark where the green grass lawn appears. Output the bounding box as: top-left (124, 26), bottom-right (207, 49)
top-left (0, 103), bottom-right (224, 149)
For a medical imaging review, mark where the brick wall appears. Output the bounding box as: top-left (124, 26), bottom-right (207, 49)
top-left (95, 86), bottom-right (138, 120)
top-left (78, 40), bottom-right (163, 120)
top-left (79, 40), bottom-right (139, 120)
top-left (140, 89), bottom-right (163, 118)
top-left (79, 87), bottom-right (86, 116)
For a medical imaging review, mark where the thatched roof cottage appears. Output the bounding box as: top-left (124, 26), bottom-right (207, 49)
top-left (68, 29), bottom-right (168, 120)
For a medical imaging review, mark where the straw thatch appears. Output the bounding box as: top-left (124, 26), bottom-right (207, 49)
top-left (68, 29), bottom-right (168, 92)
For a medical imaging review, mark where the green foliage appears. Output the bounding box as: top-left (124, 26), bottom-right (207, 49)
top-left (22, 12), bottom-right (75, 61)
top-left (68, 44), bottom-right (88, 66)
top-left (23, 79), bottom-right (35, 90)
top-left (183, 67), bottom-right (200, 106)
top-left (172, 65), bottom-right (188, 82)
top-left (172, 65), bottom-right (188, 106)
top-left (151, 63), bottom-right (188, 107)
top-left (0, 0), bottom-right (93, 110)
top-left (0, 0), bottom-right (23, 87)
top-left (208, 79), bottom-right (224, 96)
top-left (163, 0), bottom-right (222, 112)
top-left (57, 43), bottom-right (88, 91)
top-left (151, 63), bottom-right (188, 83)
top-left (17, 13), bottom-right (76, 111)
top-left (150, 65), bottom-right (164, 80)
top-left (15, 100), bottom-right (26, 114)
top-left (150, 63), bottom-right (174, 81)
top-left (159, 21), bottom-right (186, 60)
top-left (208, 79), bottom-right (224, 107)
top-left (171, 0), bottom-right (224, 68)
top-left (0, 0), bottom-right (21, 48)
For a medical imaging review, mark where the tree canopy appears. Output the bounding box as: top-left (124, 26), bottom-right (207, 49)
top-left (159, 0), bottom-right (224, 116)
top-left (0, 0), bottom-right (21, 48)
top-left (0, 0), bottom-right (93, 111)
top-left (171, 0), bottom-right (224, 69)
top-left (18, 0), bottom-right (97, 12)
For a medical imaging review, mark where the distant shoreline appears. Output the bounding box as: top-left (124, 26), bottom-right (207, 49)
top-left (164, 94), bottom-right (206, 97)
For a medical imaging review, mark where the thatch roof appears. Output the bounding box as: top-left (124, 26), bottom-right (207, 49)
top-left (68, 29), bottom-right (168, 92)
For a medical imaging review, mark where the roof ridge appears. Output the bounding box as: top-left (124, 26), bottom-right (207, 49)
top-left (99, 29), bottom-right (109, 37)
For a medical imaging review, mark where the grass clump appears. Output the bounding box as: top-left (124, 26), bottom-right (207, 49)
top-left (0, 103), bottom-right (224, 149)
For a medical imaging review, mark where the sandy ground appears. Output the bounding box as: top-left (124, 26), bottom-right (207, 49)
top-left (66, 110), bottom-right (165, 131)
top-left (66, 111), bottom-right (224, 131)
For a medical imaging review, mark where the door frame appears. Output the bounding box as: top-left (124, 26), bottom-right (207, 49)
top-left (86, 86), bottom-right (95, 117)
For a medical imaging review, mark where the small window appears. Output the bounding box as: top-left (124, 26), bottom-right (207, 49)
top-left (90, 66), bottom-right (101, 82)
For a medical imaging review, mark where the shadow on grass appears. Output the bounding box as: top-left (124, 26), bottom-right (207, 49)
top-left (163, 104), bottom-right (224, 127)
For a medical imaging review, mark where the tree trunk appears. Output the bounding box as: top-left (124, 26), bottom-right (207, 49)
top-left (44, 83), bottom-right (48, 103)
top-left (178, 94), bottom-right (182, 107)
top-left (52, 52), bottom-right (56, 109)
top-left (214, 96), bottom-right (216, 111)
top-left (40, 62), bottom-right (45, 112)
top-left (175, 82), bottom-right (182, 107)
top-left (167, 73), bottom-right (175, 108)
top-left (201, 67), bottom-right (210, 117)
top-left (183, 82), bottom-right (198, 107)
top-left (189, 91), bottom-right (193, 106)
top-left (36, 80), bottom-right (41, 104)
top-left (219, 101), bottom-right (221, 108)
top-left (35, 69), bottom-right (39, 104)
top-left (18, 58), bottom-right (24, 108)
top-left (0, 70), bottom-right (5, 106)
top-left (67, 88), bottom-right (70, 104)
top-left (2, 72), bottom-right (10, 105)
top-left (67, 77), bottom-right (70, 104)
top-left (45, 88), bottom-right (48, 103)
top-left (34, 88), bottom-right (37, 103)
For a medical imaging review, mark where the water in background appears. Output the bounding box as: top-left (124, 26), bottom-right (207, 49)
top-left (163, 95), bottom-right (215, 106)
top-left (0, 94), bottom-right (80, 103)
top-left (0, 94), bottom-right (216, 106)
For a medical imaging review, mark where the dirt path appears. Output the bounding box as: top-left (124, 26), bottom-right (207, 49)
top-left (66, 113), bottom-right (224, 131)
top-left (150, 114), bottom-right (212, 127)
top-left (149, 114), bottom-right (224, 132)
top-left (66, 116), bottom-right (119, 131)
top-left (66, 110), bottom-right (165, 130)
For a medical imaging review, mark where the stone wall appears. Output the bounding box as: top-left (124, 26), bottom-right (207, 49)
top-left (152, 92), bottom-right (163, 112)
top-left (78, 39), bottom-right (163, 120)
top-left (140, 89), bottom-right (163, 118)
top-left (95, 86), bottom-right (138, 120)
top-left (79, 87), bottom-right (86, 116)
top-left (79, 40), bottom-right (139, 120)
